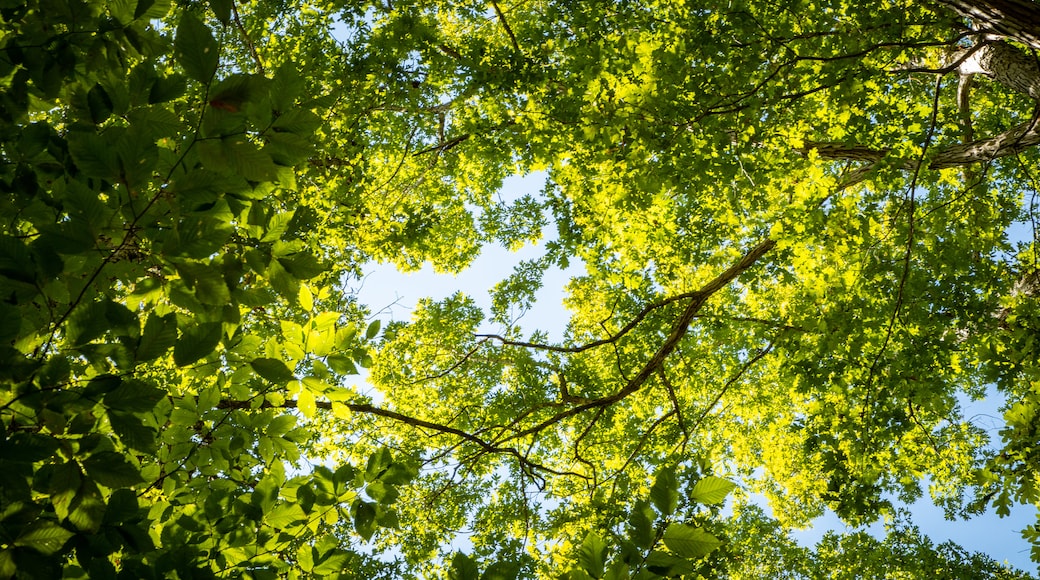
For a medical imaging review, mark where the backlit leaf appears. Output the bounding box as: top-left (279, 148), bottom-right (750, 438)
top-left (690, 476), bottom-right (736, 506)
top-left (81, 452), bottom-right (144, 488)
top-left (175, 13), bottom-right (218, 82)
top-left (173, 321), bottom-right (222, 367)
top-left (578, 532), bottom-right (607, 578)
top-left (662, 524), bottom-right (722, 559)
top-left (650, 466), bottom-right (679, 516)
top-left (251, 357), bottom-right (295, 384)
top-left (13, 521), bottom-right (74, 555)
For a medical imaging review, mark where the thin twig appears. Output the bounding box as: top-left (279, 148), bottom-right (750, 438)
top-left (232, 2), bottom-right (265, 74)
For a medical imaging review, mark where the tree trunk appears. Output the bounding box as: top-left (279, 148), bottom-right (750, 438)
top-left (937, 0), bottom-right (1040, 49)
top-left (958, 41), bottom-right (1040, 100)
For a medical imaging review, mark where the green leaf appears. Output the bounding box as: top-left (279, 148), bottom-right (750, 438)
top-left (644, 550), bottom-right (695, 577)
top-left (135, 0), bottom-right (172, 19)
top-left (87, 83), bottom-right (113, 124)
top-left (327, 354), bottom-right (358, 375)
top-left (104, 300), bottom-right (139, 338)
top-left (298, 388), bottom-right (316, 419)
top-left (333, 463), bottom-right (358, 494)
top-left (149, 72), bottom-right (186, 103)
top-left (260, 209), bottom-right (295, 243)
top-left (268, 258), bottom-right (299, 302)
top-left (269, 63), bottom-right (306, 111)
top-left (136, 312), bottom-right (177, 362)
top-left (66, 131), bottom-right (119, 179)
top-left (108, 411), bottom-right (157, 453)
top-left (312, 549), bottom-right (350, 574)
top-left (603, 560), bottom-right (630, 580)
top-left (173, 321), bottom-right (222, 367)
top-left (272, 108), bottom-right (321, 134)
top-left (449, 552), bottom-right (480, 580)
top-left (365, 481), bottom-right (399, 504)
top-left (650, 466), bottom-right (678, 516)
top-left (264, 132), bottom-right (314, 166)
top-left (481, 561), bottom-right (521, 580)
top-left (689, 476), bottom-right (736, 505)
top-left (661, 524), bottom-right (722, 559)
top-left (266, 503), bottom-right (306, 529)
top-left (298, 546), bottom-right (315, 573)
top-left (365, 447), bottom-right (393, 482)
top-left (379, 461), bottom-right (418, 486)
top-left (354, 500), bottom-right (377, 541)
top-left (174, 216), bottom-right (235, 259)
top-left (175, 13), bottom-right (219, 82)
top-left (209, 0), bottom-right (232, 25)
top-left (66, 479), bottom-right (106, 533)
top-left (81, 452), bottom-right (144, 488)
top-left (627, 499), bottom-right (654, 549)
top-left (365, 319), bottom-right (381, 340)
top-left (278, 250), bottom-right (325, 279)
top-left (126, 105), bottom-right (185, 138)
top-left (2, 433), bottom-right (61, 463)
top-left (104, 379), bottom-right (165, 413)
top-left (223, 137), bottom-right (279, 182)
top-left (48, 461), bottom-right (82, 521)
top-left (0, 550), bottom-right (12, 579)
top-left (103, 489), bottom-right (140, 525)
top-left (176, 261), bottom-right (231, 305)
top-left (578, 532), bottom-right (607, 578)
top-left (13, 520), bottom-right (74, 556)
top-left (251, 357), bottom-right (295, 383)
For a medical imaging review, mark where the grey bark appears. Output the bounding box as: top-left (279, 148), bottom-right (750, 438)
top-left (957, 41), bottom-right (1040, 100)
top-left (936, 0), bottom-right (1040, 49)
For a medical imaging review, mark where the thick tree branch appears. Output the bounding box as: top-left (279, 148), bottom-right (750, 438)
top-left (500, 239), bottom-right (777, 443)
top-left (931, 115), bottom-right (1040, 167)
top-left (803, 116), bottom-right (1040, 172)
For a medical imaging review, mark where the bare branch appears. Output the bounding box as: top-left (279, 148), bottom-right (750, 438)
top-left (217, 397), bottom-right (589, 479)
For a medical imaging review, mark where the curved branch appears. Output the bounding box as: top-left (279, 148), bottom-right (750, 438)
top-left (499, 239), bottom-right (777, 443)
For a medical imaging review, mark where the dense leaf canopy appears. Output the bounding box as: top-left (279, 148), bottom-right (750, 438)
top-left (2, 0), bottom-right (1040, 577)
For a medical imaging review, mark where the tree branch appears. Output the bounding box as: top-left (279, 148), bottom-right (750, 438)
top-left (802, 115), bottom-right (1040, 172)
top-left (490, 1), bottom-right (522, 55)
top-left (217, 397), bottom-right (588, 479)
top-left (499, 239), bottom-right (777, 443)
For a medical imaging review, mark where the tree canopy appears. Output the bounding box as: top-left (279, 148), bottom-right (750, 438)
top-left (2, 0), bottom-right (1040, 577)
